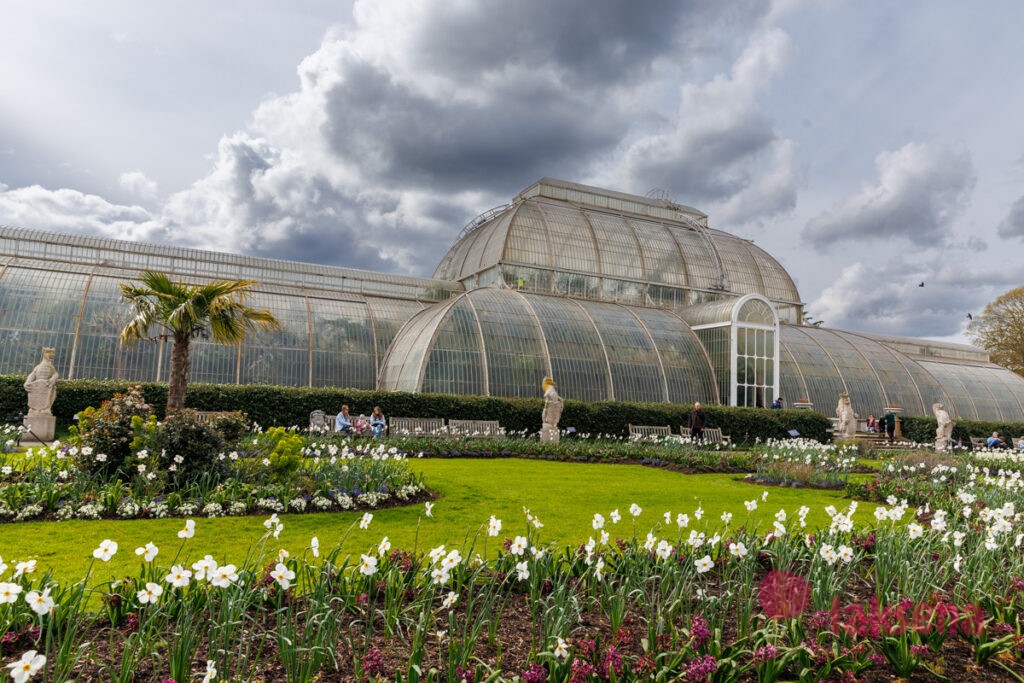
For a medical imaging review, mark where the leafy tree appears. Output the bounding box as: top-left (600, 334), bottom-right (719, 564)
top-left (967, 286), bottom-right (1024, 377)
top-left (119, 271), bottom-right (281, 411)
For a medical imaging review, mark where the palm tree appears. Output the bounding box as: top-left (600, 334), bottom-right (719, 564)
top-left (119, 271), bottom-right (281, 411)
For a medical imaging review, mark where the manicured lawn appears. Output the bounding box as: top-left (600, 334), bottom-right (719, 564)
top-left (2, 458), bottom-right (874, 587)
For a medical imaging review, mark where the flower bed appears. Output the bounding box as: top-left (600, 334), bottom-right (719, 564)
top-left (0, 438), bottom-right (427, 522)
top-left (4, 493), bottom-right (1024, 680)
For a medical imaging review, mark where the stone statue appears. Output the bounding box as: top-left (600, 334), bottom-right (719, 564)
top-left (933, 402), bottom-right (954, 451)
top-left (835, 392), bottom-right (857, 438)
top-left (23, 347), bottom-right (58, 442)
top-left (24, 347), bottom-right (58, 415)
top-left (540, 376), bottom-right (563, 443)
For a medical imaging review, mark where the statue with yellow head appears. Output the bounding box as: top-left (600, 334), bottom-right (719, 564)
top-left (540, 376), bottom-right (563, 443)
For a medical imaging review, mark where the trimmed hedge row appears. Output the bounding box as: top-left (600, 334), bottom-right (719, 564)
top-left (3, 374), bottom-right (829, 444)
top-left (899, 415), bottom-right (1024, 447)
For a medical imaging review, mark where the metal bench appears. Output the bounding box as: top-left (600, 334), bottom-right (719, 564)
top-left (971, 437), bottom-right (989, 449)
top-left (628, 424), bottom-right (673, 438)
top-left (447, 419), bottom-right (502, 437)
top-left (389, 417), bottom-right (447, 436)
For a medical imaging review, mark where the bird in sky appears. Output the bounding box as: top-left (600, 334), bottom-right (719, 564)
top-left (918, 282), bottom-right (925, 287)
top-left (967, 313), bottom-right (973, 320)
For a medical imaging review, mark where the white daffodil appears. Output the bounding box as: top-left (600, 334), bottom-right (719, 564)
top-left (378, 536), bottom-right (391, 557)
top-left (359, 512), bottom-right (373, 529)
top-left (744, 499), bottom-right (758, 512)
top-left (442, 591), bottom-right (458, 609)
top-left (441, 549), bottom-right (462, 571)
top-left (428, 545), bottom-right (447, 564)
top-left (908, 523), bottom-right (924, 540)
top-left (13, 560), bottom-right (36, 579)
top-left (359, 554), bottom-right (378, 577)
top-left (655, 540), bottom-right (674, 561)
top-left (721, 512), bottom-right (733, 525)
top-left (165, 565), bottom-right (192, 588)
top-left (644, 532), bottom-right (657, 551)
top-left (430, 567), bottom-right (450, 585)
top-left (819, 544), bottom-right (838, 565)
top-left (135, 542), bottom-right (159, 562)
top-left (629, 503), bottom-right (642, 517)
top-left (594, 556), bottom-right (605, 582)
top-left (211, 564), bottom-right (239, 588)
top-left (271, 563), bottom-right (295, 589)
top-left (177, 519), bottom-right (196, 539)
top-left (202, 659), bottom-right (217, 683)
top-left (6, 650), bottom-right (45, 683)
top-left (609, 509), bottom-right (621, 524)
top-left (25, 588), bottom-right (54, 616)
top-left (837, 545), bottom-right (854, 564)
top-left (93, 538), bottom-right (119, 562)
top-left (694, 555), bottom-right (714, 574)
top-left (592, 513), bottom-right (605, 530)
top-left (488, 516), bottom-right (502, 536)
top-left (509, 536), bottom-right (528, 556)
top-left (728, 542), bottom-right (748, 558)
top-left (136, 582), bottom-right (163, 604)
top-left (515, 561), bottom-right (530, 581)
top-left (264, 513), bottom-right (280, 530)
top-left (553, 637), bottom-right (570, 660)
top-left (425, 501), bottom-right (434, 517)
top-left (0, 583), bottom-right (23, 604)
top-left (192, 555), bottom-right (218, 581)
top-left (310, 537), bottom-right (320, 558)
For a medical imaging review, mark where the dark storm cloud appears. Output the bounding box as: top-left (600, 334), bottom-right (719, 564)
top-left (996, 194), bottom-right (1024, 239)
top-left (403, 0), bottom-right (767, 88)
top-left (321, 58), bottom-right (620, 193)
top-left (802, 142), bottom-right (975, 251)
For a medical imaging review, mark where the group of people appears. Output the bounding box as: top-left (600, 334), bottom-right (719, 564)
top-left (335, 405), bottom-right (387, 437)
top-left (985, 432), bottom-right (1024, 450)
top-left (864, 413), bottom-right (898, 442)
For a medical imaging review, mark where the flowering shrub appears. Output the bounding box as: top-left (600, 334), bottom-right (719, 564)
top-left (153, 409), bottom-right (226, 485)
top-left (73, 386), bottom-right (153, 480)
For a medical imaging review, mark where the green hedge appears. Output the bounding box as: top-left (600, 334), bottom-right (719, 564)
top-left (900, 415), bottom-right (1024, 448)
top-left (1, 375), bottom-right (829, 444)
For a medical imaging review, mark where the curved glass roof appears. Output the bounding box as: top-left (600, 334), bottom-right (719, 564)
top-left (434, 179), bottom-right (801, 305)
top-left (778, 325), bottom-right (1024, 420)
top-left (379, 288), bottom-right (720, 403)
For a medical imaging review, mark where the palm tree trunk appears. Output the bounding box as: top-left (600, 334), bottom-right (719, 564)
top-left (167, 332), bottom-right (191, 411)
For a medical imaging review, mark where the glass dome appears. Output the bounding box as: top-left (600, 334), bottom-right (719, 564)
top-left (433, 179), bottom-right (802, 307)
top-left (379, 288), bottom-right (719, 403)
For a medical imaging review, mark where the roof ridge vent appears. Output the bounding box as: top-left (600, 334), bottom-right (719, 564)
top-left (457, 204), bottom-right (510, 241)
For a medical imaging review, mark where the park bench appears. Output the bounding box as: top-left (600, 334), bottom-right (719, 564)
top-left (681, 426), bottom-right (733, 447)
top-left (308, 410), bottom-right (333, 433)
top-left (628, 424), bottom-right (673, 439)
top-left (389, 417), bottom-right (447, 436)
top-left (971, 437), bottom-right (990, 449)
top-left (194, 410), bottom-right (244, 424)
top-left (447, 419), bottom-right (503, 437)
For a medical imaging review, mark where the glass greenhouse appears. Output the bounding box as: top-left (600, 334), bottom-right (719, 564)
top-left (3, 177), bottom-right (1023, 421)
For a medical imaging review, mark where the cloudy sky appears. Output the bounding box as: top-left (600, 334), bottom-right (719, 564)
top-left (3, 0), bottom-right (1024, 343)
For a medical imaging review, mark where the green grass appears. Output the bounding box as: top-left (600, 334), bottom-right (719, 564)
top-left (2, 458), bottom-right (876, 588)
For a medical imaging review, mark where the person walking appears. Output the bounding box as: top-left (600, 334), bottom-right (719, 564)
top-left (882, 410), bottom-right (896, 443)
top-left (690, 402), bottom-right (707, 442)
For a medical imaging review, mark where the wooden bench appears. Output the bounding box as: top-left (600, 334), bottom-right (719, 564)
top-left (628, 424), bottom-right (673, 439)
top-left (389, 417), bottom-right (447, 436)
top-left (194, 410), bottom-right (243, 424)
top-left (971, 437), bottom-right (990, 449)
top-left (309, 410), bottom-right (334, 433)
top-left (683, 426), bottom-right (733, 447)
top-left (447, 419), bottom-right (502, 437)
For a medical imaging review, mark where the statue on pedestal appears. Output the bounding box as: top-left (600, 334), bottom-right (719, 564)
top-left (933, 402), bottom-right (954, 451)
top-left (24, 347), bottom-right (58, 415)
top-left (836, 392), bottom-right (857, 438)
top-left (22, 347), bottom-right (58, 442)
top-left (540, 376), bottom-right (563, 443)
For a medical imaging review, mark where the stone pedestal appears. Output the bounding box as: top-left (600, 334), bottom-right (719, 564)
top-left (540, 424), bottom-right (560, 443)
top-left (22, 414), bottom-right (55, 443)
